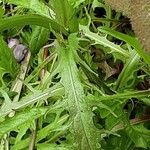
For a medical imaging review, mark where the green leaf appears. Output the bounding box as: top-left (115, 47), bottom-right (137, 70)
top-left (36, 114), bottom-right (69, 142)
top-left (0, 36), bottom-right (19, 86)
top-left (115, 51), bottom-right (140, 91)
top-left (59, 34), bottom-right (100, 150)
top-left (37, 144), bottom-right (70, 150)
top-left (14, 121), bottom-right (31, 144)
top-left (0, 6), bottom-right (4, 18)
top-left (87, 94), bottom-right (124, 130)
top-left (80, 63), bottom-right (114, 94)
top-left (12, 112), bottom-right (70, 149)
top-left (0, 84), bottom-right (64, 117)
top-left (140, 98), bottom-right (150, 106)
top-left (88, 89), bottom-right (150, 102)
top-left (0, 107), bottom-right (47, 138)
top-left (87, 94), bottom-right (117, 118)
top-left (0, 14), bottom-right (68, 35)
top-left (105, 105), bottom-right (124, 130)
top-left (50, 0), bottom-right (78, 32)
top-left (126, 124), bottom-right (150, 148)
top-left (7, 0), bottom-right (54, 18)
top-left (80, 25), bottom-right (129, 61)
top-left (29, 26), bottom-right (49, 54)
top-left (68, 0), bottom-right (85, 7)
top-left (102, 130), bottom-right (134, 150)
top-left (99, 27), bottom-right (150, 67)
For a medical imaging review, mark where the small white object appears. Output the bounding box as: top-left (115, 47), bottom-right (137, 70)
top-left (8, 38), bottom-right (19, 48)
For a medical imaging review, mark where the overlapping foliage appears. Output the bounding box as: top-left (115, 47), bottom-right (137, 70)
top-left (0, 0), bottom-right (150, 149)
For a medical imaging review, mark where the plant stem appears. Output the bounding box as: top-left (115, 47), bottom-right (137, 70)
top-left (29, 120), bottom-right (37, 150)
top-left (112, 115), bottom-right (150, 132)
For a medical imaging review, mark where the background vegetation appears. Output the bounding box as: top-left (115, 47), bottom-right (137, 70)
top-left (0, 0), bottom-right (150, 149)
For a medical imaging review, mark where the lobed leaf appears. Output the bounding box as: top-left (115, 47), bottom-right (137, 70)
top-left (80, 25), bottom-right (129, 61)
top-left (99, 27), bottom-right (150, 66)
top-left (59, 34), bottom-right (100, 150)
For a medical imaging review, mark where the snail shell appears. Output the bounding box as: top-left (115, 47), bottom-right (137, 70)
top-left (13, 44), bottom-right (28, 62)
top-left (8, 38), bottom-right (28, 62)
